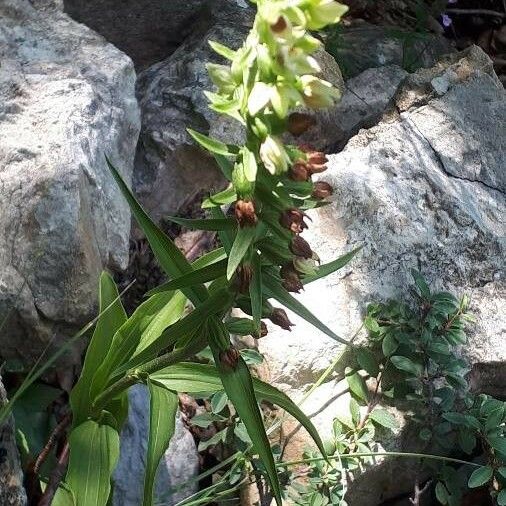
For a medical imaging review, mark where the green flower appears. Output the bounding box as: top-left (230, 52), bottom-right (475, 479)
top-left (260, 135), bottom-right (290, 175)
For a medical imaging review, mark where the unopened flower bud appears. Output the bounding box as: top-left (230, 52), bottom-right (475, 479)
top-left (290, 235), bottom-right (313, 259)
top-left (280, 264), bottom-right (304, 293)
top-left (293, 256), bottom-right (318, 275)
top-left (269, 308), bottom-right (294, 331)
top-left (306, 0), bottom-right (349, 31)
top-left (219, 347), bottom-right (240, 370)
top-left (287, 112), bottom-right (316, 137)
top-left (279, 208), bottom-right (309, 234)
top-left (235, 199), bottom-right (258, 227)
top-left (236, 264), bottom-right (253, 293)
top-left (253, 321), bottom-right (269, 339)
top-left (289, 162), bottom-right (309, 182)
top-left (312, 181), bottom-right (333, 199)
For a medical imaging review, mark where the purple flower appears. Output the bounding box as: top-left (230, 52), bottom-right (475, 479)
top-left (441, 14), bottom-right (453, 27)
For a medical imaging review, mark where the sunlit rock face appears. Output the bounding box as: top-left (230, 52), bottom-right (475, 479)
top-left (258, 46), bottom-right (505, 505)
top-left (0, 0), bottom-right (140, 365)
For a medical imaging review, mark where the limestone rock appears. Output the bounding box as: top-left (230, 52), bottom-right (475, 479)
top-left (0, 0), bottom-right (140, 365)
top-left (113, 385), bottom-right (199, 506)
top-left (0, 377), bottom-right (27, 506)
top-left (258, 46), bottom-right (505, 504)
top-left (328, 21), bottom-right (454, 78)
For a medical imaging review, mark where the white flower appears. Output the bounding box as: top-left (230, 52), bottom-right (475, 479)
top-left (300, 75), bottom-right (341, 108)
top-left (260, 136), bottom-right (290, 175)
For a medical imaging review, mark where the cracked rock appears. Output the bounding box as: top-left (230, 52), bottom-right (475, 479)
top-left (0, 0), bottom-right (140, 365)
top-left (257, 46), bottom-right (505, 505)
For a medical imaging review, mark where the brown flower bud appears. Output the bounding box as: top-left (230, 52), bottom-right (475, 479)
top-left (287, 113), bottom-right (317, 136)
top-left (235, 199), bottom-right (257, 227)
top-left (289, 162), bottom-right (309, 182)
top-left (306, 151), bottom-right (328, 166)
top-left (271, 16), bottom-right (288, 33)
top-left (236, 264), bottom-right (253, 293)
top-left (280, 264), bottom-right (304, 293)
top-left (269, 308), bottom-right (294, 331)
top-left (312, 181), bottom-right (333, 199)
top-left (290, 235), bottom-right (313, 259)
top-left (219, 347), bottom-right (240, 370)
top-left (279, 208), bottom-right (309, 234)
top-left (253, 321), bottom-right (269, 339)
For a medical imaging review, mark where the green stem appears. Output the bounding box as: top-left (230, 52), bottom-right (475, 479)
top-left (279, 451), bottom-right (483, 469)
top-left (91, 333), bottom-right (207, 416)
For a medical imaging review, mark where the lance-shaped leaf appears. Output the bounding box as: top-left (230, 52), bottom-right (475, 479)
top-left (150, 362), bottom-right (326, 458)
top-left (90, 291), bottom-right (181, 396)
top-left (302, 247), bottom-right (362, 285)
top-left (202, 185), bottom-right (237, 209)
top-left (209, 40), bottom-right (237, 60)
top-left (66, 420), bottom-right (120, 506)
top-left (106, 157), bottom-right (207, 306)
top-left (263, 276), bottom-right (349, 345)
top-left (115, 289), bottom-right (235, 375)
top-left (165, 216), bottom-right (237, 231)
top-left (249, 253), bottom-right (263, 330)
top-left (207, 318), bottom-right (282, 505)
top-left (70, 272), bottom-right (127, 426)
top-left (146, 260), bottom-right (227, 296)
top-left (187, 129), bottom-right (238, 156)
top-left (143, 379), bottom-right (178, 506)
top-left (227, 226), bottom-right (256, 280)
top-left (209, 207), bottom-right (235, 254)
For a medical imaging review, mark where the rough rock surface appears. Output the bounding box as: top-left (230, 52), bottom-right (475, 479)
top-left (0, 0), bottom-right (140, 364)
top-left (133, 1), bottom-right (252, 226)
top-left (63, 0), bottom-right (208, 70)
top-left (329, 21), bottom-right (454, 78)
top-left (0, 377), bottom-right (27, 506)
top-left (258, 46), bottom-right (505, 504)
top-left (113, 385), bottom-right (199, 506)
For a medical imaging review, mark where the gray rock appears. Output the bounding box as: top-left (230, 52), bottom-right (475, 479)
top-left (133, 0), bottom-right (253, 226)
top-left (0, 377), bottom-right (27, 506)
top-left (328, 21), bottom-right (454, 78)
top-left (63, 0), bottom-right (208, 70)
top-left (113, 385), bottom-right (199, 506)
top-left (0, 0), bottom-right (140, 365)
top-left (258, 46), bottom-right (505, 504)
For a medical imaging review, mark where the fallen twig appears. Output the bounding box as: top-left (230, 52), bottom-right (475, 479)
top-left (34, 413), bottom-right (71, 474)
top-left (38, 442), bottom-right (70, 506)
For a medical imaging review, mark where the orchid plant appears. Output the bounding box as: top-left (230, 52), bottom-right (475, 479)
top-left (26, 1), bottom-right (360, 505)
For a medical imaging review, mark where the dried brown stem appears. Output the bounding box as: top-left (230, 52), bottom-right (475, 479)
top-left (38, 442), bottom-right (70, 506)
top-left (34, 413), bottom-right (71, 475)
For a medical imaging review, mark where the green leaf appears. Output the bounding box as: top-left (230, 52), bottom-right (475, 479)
top-left (356, 348), bottom-right (379, 376)
top-left (211, 391), bottom-right (229, 414)
top-left (207, 318), bottom-right (282, 505)
top-left (187, 128), bottom-right (237, 156)
top-left (390, 356), bottom-right (423, 376)
top-left (435, 482), bottom-right (449, 504)
top-left (369, 408), bottom-right (398, 429)
top-left (240, 349), bottom-right (264, 365)
top-left (242, 146), bottom-right (258, 182)
top-left (263, 276), bottom-right (349, 345)
top-left (66, 420), bottom-right (120, 506)
top-left (249, 253), bottom-right (263, 331)
top-left (458, 430), bottom-right (476, 454)
top-left (106, 157), bottom-right (207, 306)
top-left (488, 436), bottom-right (506, 456)
top-left (468, 466), bottom-right (493, 488)
top-left (150, 361), bottom-right (326, 460)
top-left (302, 247), bottom-right (362, 284)
top-left (146, 260), bottom-right (227, 296)
top-left (442, 412), bottom-right (481, 430)
top-left (143, 380), bottom-right (178, 506)
top-left (381, 334), bottom-right (398, 356)
top-left (165, 216), bottom-right (237, 231)
top-left (345, 368), bottom-right (369, 403)
top-left (498, 467), bottom-right (506, 479)
top-left (117, 289), bottom-right (234, 375)
top-left (227, 226), bottom-right (256, 280)
top-left (411, 269), bottom-right (430, 298)
top-left (208, 40), bottom-right (237, 60)
top-left (498, 489), bottom-right (506, 506)
top-left (202, 185), bottom-right (237, 209)
top-left (71, 272), bottom-right (127, 426)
